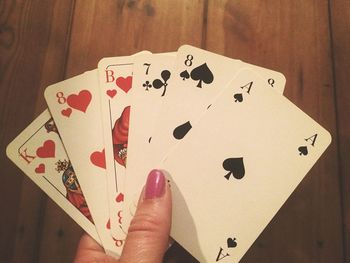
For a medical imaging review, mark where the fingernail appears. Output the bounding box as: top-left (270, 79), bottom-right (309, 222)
top-left (145, 169), bottom-right (166, 199)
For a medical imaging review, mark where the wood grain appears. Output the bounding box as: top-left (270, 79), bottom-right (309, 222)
top-left (0, 0), bottom-right (347, 262)
top-left (66, 0), bottom-right (205, 77)
top-left (330, 0), bottom-right (350, 262)
top-left (206, 1), bottom-right (343, 262)
top-left (0, 0), bottom-right (75, 262)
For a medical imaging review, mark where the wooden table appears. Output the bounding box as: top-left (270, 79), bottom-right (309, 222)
top-left (0, 1), bottom-right (348, 262)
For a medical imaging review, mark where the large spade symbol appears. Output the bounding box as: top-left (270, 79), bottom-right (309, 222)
top-left (190, 63), bottom-right (214, 88)
top-left (222, 157), bottom-right (245, 180)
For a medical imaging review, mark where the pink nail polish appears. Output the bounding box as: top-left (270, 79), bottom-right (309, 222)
top-left (145, 169), bottom-right (166, 199)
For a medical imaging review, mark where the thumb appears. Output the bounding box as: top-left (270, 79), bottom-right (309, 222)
top-left (119, 169), bottom-right (172, 263)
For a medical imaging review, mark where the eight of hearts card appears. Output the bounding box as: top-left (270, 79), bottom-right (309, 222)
top-left (44, 70), bottom-right (123, 256)
top-left (159, 69), bottom-right (331, 262)
top-left (6, 109), bottom-right (100, 244)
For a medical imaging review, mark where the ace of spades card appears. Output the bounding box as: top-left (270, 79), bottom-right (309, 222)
top-left (44, 70), bottom-right (122, 256)
top-left (159, 69), bottom-right (331, 262)
top-left (6, 110), bottom-right (100, 244)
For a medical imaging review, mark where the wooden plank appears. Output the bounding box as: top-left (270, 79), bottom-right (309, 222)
top-left (65, 0), bottom-right (205, 77)
top-left (37, 0), bottom-right (205, 262)
top-left (206, 0), bottom-right (343, 262)
top-left (0, 0), bottom-right (76, 262)
top-left (330, 0), bottom-right (350, 262)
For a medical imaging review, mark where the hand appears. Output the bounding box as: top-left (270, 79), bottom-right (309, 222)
top-left (74, 169), bottom-right (172, 263)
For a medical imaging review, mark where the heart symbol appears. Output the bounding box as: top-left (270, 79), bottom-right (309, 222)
top-left (67, 90), bottom-right (92, 113)
top-left (36, 140), bottom-right (55, 158)
top-left (233, 93), bottom-right (243, 103)
top-left (298, 146), bottom-right (308, 156)
top-left (90, 149), bottom-right (106, 169)
top-left (61, 108), bottom-right (72, 117)
top-left (116, 193), bottom-right (124, 203)
top-left (116, 76), bottom-right (132, 93)
top-left (106, 218), bottom-right (111, 229)
top-left (35, 163), bottom-right (45, 174)
top-left (107, 89), bottom-right (117, 98)
top-left (227, 237), bottom-right (237, 248)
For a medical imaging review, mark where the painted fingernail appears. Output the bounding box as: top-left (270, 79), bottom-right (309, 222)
top-left (145, 169), bottom-right (166, 199)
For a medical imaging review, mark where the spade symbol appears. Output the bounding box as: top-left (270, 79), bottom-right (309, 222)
top-left (173, 121), bottom-right (192, 140)
top-left (298, 146), bottom-right (308, 156)
top-left (180, 70), bottom-right (190, 80)
top-left (233, 93), bottom-right (243, 103)
top-left (223, 157), bottom-right (245, 180)
top-left (190, 63), bottom-right (214, 88)
top-left (153, 70), bottom-right (171, 96)
top-left (227, 237), bottom-right (237, 248)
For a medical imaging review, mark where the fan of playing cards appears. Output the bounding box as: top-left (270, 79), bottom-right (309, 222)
top-left (6, 45), bottom-right (331, 262)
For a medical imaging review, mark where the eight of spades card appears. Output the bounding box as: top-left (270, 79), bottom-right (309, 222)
top-left (97, 52), bottom-right (152, 239)
top-left (149, 45), bottom-right (286, 154)
top-left (159, 69), bottom-right (331, 262)
top-left (122, 52), bottom-right (177, 228)
top-left (44, 70), bottom-right (123, 257)
top-left (6, 110), bottom-right (100, 244)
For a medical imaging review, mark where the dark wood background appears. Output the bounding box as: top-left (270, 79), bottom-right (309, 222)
top-left (0, 0), bottom-right (349, 262)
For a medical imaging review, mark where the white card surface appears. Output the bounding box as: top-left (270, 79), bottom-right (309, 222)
top-left (98, 54), bottom-right (145, 239)
top-left (149, 45), bottom-right (286, 156)
top-left (44, 71), bottom-right (122, 256)
top-left (160, 69), bottom-right (331, 262)
top-left (6, 110), bottom-right (100, 244)
top-left (123, 53), bottom-right (177, 227)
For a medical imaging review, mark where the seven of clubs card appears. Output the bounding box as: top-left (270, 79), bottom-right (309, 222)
top-left (7, 45), bottom-right (331, 262)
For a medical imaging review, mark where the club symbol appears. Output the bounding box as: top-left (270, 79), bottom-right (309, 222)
top-left (233, 93), bottom-right (243, 103)
top-left (152, 70), bottom-right (171, 96)
top-left (298, 146), bottom-right (308, 156)
top-left (223, 157), bottom-right (245, 180)
top-left (227, 237), bottom-right (237, 248)
top-left (190, 63), bottom-right (214, 88)
top-left (143, 80), bottom-right (152, 91)
top-left (180, 70), bottom-right (190, 80)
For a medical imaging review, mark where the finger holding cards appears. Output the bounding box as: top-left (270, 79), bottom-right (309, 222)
top-left (6, 110), bottom-right (100, 244)
top-left (160, 69), bottom-right (331, 262)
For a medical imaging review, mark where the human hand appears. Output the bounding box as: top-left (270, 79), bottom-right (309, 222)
top-left (74, 169), bottom-right (172, 263)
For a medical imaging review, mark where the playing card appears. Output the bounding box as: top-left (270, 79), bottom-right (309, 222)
top-left (122, 52), bottom-right (177, 224)
top-left (6, 110), bottom-right (100, 244)
top-left (159, 69), bottom-right (331, 262)
top-left (97, 52), bottom-right (152, 236)
top-left (44, 70), bottom-right (122, 256)
top-left (150, 45), bottom-right (286, 147)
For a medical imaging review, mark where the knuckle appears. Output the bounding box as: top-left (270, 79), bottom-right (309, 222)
top-left (127, 211), bottom-right (164, 236)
